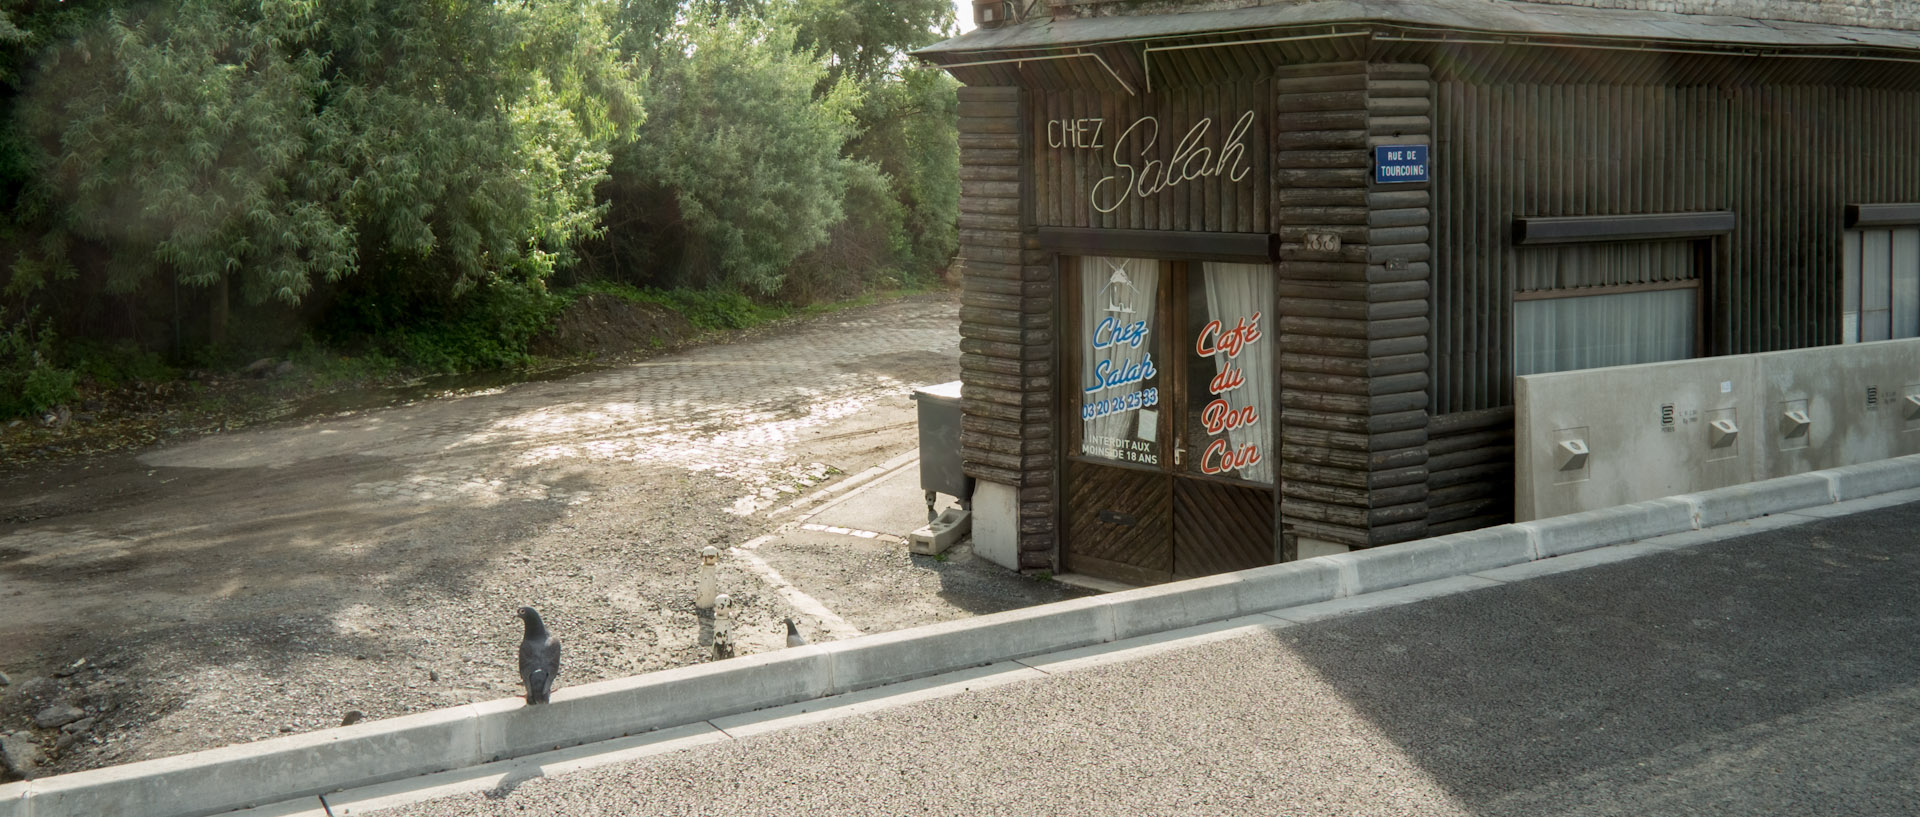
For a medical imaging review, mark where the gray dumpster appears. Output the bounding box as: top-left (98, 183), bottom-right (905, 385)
top-left (912, 381), bottom-right (974, 522)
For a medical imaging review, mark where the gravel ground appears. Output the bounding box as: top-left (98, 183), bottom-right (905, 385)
top-left (0, 293), bottom-right (1085, 782)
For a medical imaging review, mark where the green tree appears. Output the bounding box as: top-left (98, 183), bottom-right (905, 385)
top-left (778, 0), bottom-right (952, 86)
top-left (781, 0), bottom-right (958, 287)
top-left (14, 0), bottom-right (639, 309)
top-left (610, 15), bottom-right (858, 293)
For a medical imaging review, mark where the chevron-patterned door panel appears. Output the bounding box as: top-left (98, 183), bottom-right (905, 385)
top-left (1063, 462), bottom-right (1173, 585)
top-left (1172, 479), bottom-right (1275, 579)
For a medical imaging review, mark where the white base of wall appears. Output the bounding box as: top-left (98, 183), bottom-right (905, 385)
top-left (972, 481), bottom-right (1020, 571)
top-left (1297, 538), bottom-right (1351, 560)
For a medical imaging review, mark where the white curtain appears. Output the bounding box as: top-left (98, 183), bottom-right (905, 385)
top-left (1843, 227), bottom-right (1920, 342)
top-left (1514, 288), bottom-right (1696, 376)
top-left (1201, 262), bottom-right (1275, 485)
top-left (1891, 227), bottom-right (1919, 340)
top-left (1081, 256), bottom-right (1159, 460)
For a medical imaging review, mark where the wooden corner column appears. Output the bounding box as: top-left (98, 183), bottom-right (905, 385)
top-left (954, 85), bottom-right (1059, 571)
top-left (1273, 62), bottom-right (1434, 552)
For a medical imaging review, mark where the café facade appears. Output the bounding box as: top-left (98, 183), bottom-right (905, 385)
top-left (919, 0), bottom-right (1920, 583)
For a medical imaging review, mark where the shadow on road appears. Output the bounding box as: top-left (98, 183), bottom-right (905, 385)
top-left (1273, 501), bottom-right (1920, 816)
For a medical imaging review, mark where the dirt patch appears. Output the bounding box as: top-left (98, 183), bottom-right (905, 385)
top-left (529, 294), bottom-right (702, 360)
top-left (0, 292), bottom-right (1068, 784)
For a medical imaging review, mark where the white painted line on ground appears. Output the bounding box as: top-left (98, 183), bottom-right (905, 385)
top-left (798, 522), bottom-right (908, 544)
top-left (734, 533), bottom-right (777, 552)
top-left (791, 455), bottom-right (922, 525)
top-left (728, 455), bottom-right (924, 636)
top-left (728, 547), bottom-right (863, 639)
top-left (768, 449), bottom-right (919, 520)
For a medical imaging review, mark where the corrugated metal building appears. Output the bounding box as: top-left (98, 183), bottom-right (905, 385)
top-left (918, 0), bottom-right (1920, 584)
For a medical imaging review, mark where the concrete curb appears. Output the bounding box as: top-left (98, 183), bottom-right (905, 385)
top-left (4, 454), bottom-right (1917, 817)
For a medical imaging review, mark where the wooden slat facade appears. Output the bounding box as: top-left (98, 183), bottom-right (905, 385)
top-left (955, 86), bottom-right (1061, 571)
top-left (1430, 80), bottom-right (1920, 414)
top-left (1274, 63), bottom-right (1435, 550)
top-left (933, 20), bottom-right (1920, 570)
top-left (1425, 407), bottom-right (1516, 535)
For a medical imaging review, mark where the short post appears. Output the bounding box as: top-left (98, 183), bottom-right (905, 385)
top-left (696, 546), bottom-right (719, 609)
top-left (712, 593), bottom-right (734, 657)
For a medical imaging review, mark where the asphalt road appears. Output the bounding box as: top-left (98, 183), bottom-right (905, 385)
top-left (379, 499), bottom-right (1920, 816)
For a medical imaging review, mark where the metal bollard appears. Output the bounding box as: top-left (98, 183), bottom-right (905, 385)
top-left (696, 546), bottom-right (719, 609)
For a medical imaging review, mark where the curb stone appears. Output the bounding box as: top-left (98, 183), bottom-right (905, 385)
top-left (2, 454), bottom-right (1915, 817)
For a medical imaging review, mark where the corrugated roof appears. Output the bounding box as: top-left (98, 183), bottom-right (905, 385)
top-left (917, 0), bottom-right (1920, 58)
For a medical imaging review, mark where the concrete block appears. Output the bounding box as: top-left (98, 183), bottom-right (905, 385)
top-left (907, 508), bottom-right (971, 555)
top-left (1019, 615), bottom-right (1292, 675)
top-left (1824, 455), bottom-right (1920, 501)
top-left (970, 481), bottom-right (1020, 571)
top-left (0, 781), bottom-right (23, 817)
top-left (1681, 471), bottom-right (1836, 529)
top-left (1296, 538), bottom-right (1350, 559)
top-left (1471, 538), bottom-right (1691, 583)
top-left (822, 595), bottom-right (1116, 692)
top-left (1269, 575), bottom-right (1505, 623)
top-left (229, 724), bottom-right (728, 817)
top-left (1756, 339), bottom-right (1920, 478)
top-left (480, 646), bottom-right (833, 762)
top-left (1325, 527), bottom-right (1535, 597)
top-left (1786, 486), bottom-right (1920, 518)
top-left (23, 704), bottom-right (483, 817)
top-left (1102, 573), bottom-right (1244, 641)
top-left (1517, 356), bottom-right (1762, 521)
top-left (708, 663), bottom-right (1039, 740)
top-left (1516, 497), bottom-right (1697, 559)
top-left (1231, 559), bottom-right (1342, 615)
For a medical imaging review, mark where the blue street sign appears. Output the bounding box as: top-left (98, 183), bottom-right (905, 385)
top-left (1375, 145), bottom-right (1429, 184)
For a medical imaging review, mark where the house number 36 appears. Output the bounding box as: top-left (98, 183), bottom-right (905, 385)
top-left (1305, 233), bottom-right (1342, 252)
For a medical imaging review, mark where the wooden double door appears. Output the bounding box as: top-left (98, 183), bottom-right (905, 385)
top-left (1061, 255), bottom-right (1279, 585)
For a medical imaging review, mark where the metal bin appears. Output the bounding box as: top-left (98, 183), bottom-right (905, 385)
top-left (912, 381), bottom-right (974, 520)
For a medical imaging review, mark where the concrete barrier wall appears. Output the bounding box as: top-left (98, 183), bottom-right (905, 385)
top-left (1756, 340), bottom-right (1920, 478)
top-left (4, 455), bottom-right (1918, 817)
top-left (1517, 338), bottom-right (1920, 520)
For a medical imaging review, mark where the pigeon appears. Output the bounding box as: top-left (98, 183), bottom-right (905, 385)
top-left (517, 606), bottom-right (561, 705)
top-left (785, 617), bottom-right (808, 648)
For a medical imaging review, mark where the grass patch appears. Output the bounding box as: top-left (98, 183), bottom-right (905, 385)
top-left (562, 281), bottom-right (790, 331)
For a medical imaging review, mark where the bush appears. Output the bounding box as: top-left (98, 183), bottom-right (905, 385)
top-left (369, 281), bottom-right (567, 374)
top-left (0, 310), bottom-right (77, 418)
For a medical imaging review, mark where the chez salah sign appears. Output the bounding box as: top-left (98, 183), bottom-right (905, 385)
top-left (1044, 108), bottom-right (1257, 216)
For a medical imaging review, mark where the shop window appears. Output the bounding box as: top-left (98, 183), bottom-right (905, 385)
top-left (1182, 262), bottom-right (1273, 485)
top-left (1513, 241), bottom-right (1700, 376)
top-left (1842, 227), bottom-right (1920, 343)
top-left (1078, 255), bottom-right (1164, 466)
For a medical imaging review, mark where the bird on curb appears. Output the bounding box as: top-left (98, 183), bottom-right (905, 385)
top-left (517, 606), bottom-right (561, 705)
top-left (785, 617), bottom-right (808, 648)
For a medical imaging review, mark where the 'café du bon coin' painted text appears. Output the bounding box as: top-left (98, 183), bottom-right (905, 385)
top-left (1047, 110), bottom-right (1255, 215)
top-left (1194, 312), bottom-right (1264, 478)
